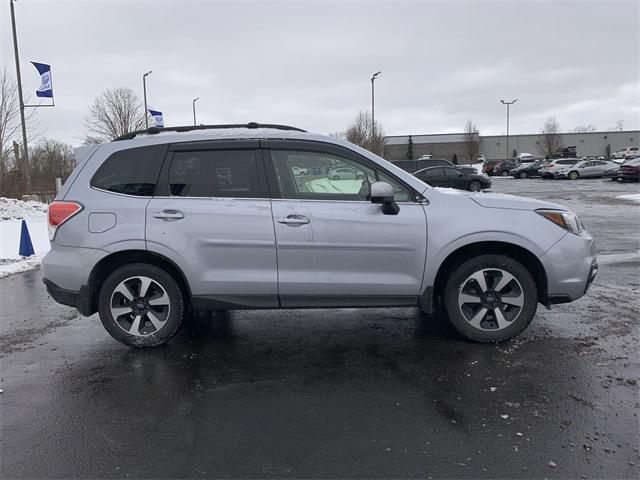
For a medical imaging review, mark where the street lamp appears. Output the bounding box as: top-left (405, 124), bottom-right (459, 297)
top-left (500, 98), bottom-right (518, 160)
top-left (143, 70), bottom-right (152, 129)
top-left (371, 71), bottom-right (381, 148)
top-left (192, 98), bottom-right (199, 126)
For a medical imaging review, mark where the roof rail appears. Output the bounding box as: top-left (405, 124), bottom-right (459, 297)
top-left (113, 122), bottom-right (306, 141)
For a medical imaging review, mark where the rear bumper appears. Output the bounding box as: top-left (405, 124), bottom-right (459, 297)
top-left (43, 279), bottom-right (93, 316)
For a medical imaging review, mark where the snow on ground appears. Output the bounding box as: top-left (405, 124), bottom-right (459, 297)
top-left (616, 193), bottom-right (640, 203)
top-left (0, 196), bottom-right (48, 220)
top-left (0, 197), bottom-right (50, 278)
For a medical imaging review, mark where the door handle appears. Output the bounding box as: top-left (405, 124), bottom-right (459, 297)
top-left (278, 214), bottom-right (310, 226)
top-left (153, 210), bottom-right (185, 220)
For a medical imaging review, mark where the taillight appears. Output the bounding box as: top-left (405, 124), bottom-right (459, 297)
top-left (48, 201), bottom-right (82, 241)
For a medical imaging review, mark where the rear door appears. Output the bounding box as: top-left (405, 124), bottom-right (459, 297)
top-left (263, 141), bottom-right (427, 307)
top-left (146, 140), bottom-right (278, 308)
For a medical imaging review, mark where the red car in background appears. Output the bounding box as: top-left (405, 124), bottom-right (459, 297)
top-left (616, 158), bottom-right (640, 182)
top-left (482, 159), bottom-right (501, 175)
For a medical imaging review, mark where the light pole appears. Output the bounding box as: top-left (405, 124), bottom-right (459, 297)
top-left (500, 98), bottom-right (518, 160)
top-left (192, 98), bottom-right (199, 126)
top-left (143, 71), bottom-right (152, 128)
top-left (10, 0), bottom-right (31, 193)
top-left (371, 71), bottom-right (381, 149)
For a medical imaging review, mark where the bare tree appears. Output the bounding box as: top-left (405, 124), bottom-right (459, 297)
top-left (462, 119), bottom-right (481, 165)
top-left (537, 117), bottom-right (563, 159)
top-left (84, 87), bottom-right (146, 143)
top-left (573, 124), bottom-right (596, 132)
top-left (344, 111), bottom-right (385, 156)
top-left (0, 66), bottom-right (40, 194)
top-left (30, 139), bottom-right (75, 192)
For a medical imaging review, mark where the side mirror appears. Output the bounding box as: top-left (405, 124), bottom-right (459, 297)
top-left (370, 181), bottom-right (399, 215)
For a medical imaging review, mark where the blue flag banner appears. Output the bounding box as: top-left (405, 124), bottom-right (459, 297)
top-left (31, 62), bottom-right (53, 98)
top-left (149, 109), bottom-right (164, 127)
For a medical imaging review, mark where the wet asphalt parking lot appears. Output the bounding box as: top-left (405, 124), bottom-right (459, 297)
top-left (1, 177), bottom-right (639, 479)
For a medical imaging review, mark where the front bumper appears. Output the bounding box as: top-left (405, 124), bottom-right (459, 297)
top-left (541, 229), bottom-right (597, 303)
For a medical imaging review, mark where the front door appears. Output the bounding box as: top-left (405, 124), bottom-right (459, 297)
top-left (263, 142), bottom-right (427, 307)
top-left (146, 141), bottom-right (278, 308)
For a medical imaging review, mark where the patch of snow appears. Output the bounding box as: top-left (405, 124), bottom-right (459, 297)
top-left (597, 251), bottom-right (640, 264)
top-left (616, 193), bottom-right (640, 203)
top-left (0, 196), bottom-right (48, 220)
top-left (0, 200), bottom-right (50, 277)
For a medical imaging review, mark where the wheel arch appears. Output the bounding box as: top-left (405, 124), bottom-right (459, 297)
top-left (423, 241), bottom-right (548, 314)
top-left (86, 250), bottom-right (192, 315)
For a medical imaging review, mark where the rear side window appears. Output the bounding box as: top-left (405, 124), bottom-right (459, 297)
top-left (91, 145), bottom-right (166, 196)
top-left (168, 150), bottom-right (263, 198)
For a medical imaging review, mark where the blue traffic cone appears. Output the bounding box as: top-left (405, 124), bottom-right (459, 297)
top-left (19, 219), bottom-right (35, 257)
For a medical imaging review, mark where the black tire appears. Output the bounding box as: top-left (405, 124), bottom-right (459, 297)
top-left (332, 175), bottom-right (340, 181)
top-left (443, 254), bottom-right (538, 343)
top-left (98, 263), bottom-right (185, 347)
top-left (568, 171), bottom-right (579, 180)
top-left (501, 170), bottom-right (509, 176)
top-left (519, 172), bottom-right (528, 179)
top-left (468, 180), bottom-right (482, 192)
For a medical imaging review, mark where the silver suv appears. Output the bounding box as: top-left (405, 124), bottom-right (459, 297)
top-left (42, 123), bottom-right (597, 347)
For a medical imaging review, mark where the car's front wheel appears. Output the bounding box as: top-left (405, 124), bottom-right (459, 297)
top-left (519, 172), bottom-right (528, 179)
top-left (443, 254), bottom-right (538, 342)
top-left (468, 180), bottom-right (482, 192)
top-left (501, 170), bottom-right (509, 176)
top-left (98, 263), bottom-right (185, 347)
top-left (568, 171), bottom-right (579, 180)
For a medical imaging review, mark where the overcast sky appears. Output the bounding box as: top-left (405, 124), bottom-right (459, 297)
top-left (1, 0), bottom-right (638, 146)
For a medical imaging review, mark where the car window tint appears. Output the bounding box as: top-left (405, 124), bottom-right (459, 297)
top-left (91, 145), bottom-right (166, 196)
top-left (270, 150), bottom-right (377, 201)
top-left (443, 167), bottom-right (461, 177)
top-left (168, 150), bottom-right (262, 198)
top-left (270, 150), bottom-right (412, 202)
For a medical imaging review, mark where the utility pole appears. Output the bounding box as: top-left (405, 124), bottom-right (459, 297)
top-left (371, 71), bottom-right (381, 151)
top-left (10, 0), bottom-right (31, 193)
top-left (192, 97), bottom-right (199, 126)
top-left (500, 98), bottom-right (518, 160)
top-left (143, 71), bottom-right (152, 128)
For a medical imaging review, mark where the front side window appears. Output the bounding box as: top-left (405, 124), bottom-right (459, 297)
top-left (270, 150), bottom-right (412, 202)
top-left (168, 150), bottom-right (263, 198)
top-left (91, 145), bottom-right (166, 196)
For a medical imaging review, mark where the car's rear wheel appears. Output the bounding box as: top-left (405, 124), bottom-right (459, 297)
top-left (98, 263), bottom-right (185, 347)
top-left (519, 172), bottom-right (528, 179)
top-left (468, 180), bottom-right (482, 192)
top-left (568, 171), bottom-right (579, 180)
top-left (443, 254), bottom-right (538, 342)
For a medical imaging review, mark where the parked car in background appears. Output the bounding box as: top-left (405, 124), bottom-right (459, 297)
top-left (510, 161), bottom-right (543, 179)
top-left (612, 147), bottom-right (639, 160)
top-left (550, 146), bottom-right (578, 159)
top-left (615, 157), bottom-right (640, 182)
top-left (553, 159), bottom-right (618, 180)
top-left (482, 159), bottom-right (501, 175)
top-left (540, 158), bottom-right (580, 178)
top-left (493, 160), bottom-right (518, 176)
top-left (328, 166), bottom-right (363, 180)
top-left (414, 166), bottom-right (492, 192)
top-left (457, 165), bottom-right (479, 175)
top-left (392, 158), bottom-right (451, 173)
top-left (516, 153), bottom-right (536, 163)
top-left (291, 166), bottom-right (309, 175)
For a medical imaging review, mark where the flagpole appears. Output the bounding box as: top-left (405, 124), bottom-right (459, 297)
top-left (9, 0), bottom-right (31, 194)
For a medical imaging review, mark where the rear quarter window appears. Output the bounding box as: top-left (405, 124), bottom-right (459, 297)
top-left (91, 145), bottom-right (167, 196)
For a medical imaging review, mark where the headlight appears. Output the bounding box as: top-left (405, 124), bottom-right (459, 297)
top-left (536, 209), bottom-right (583, 234)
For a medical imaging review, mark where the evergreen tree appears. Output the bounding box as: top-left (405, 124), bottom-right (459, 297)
top-left (406, 135), bottom-right (414, 160)
top-left (452, 153), bottom-right (458, 165)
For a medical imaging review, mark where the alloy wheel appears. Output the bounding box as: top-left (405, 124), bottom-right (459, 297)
top-left (457, 268), bottom-right (524, 331)
top-left (110, 276), bottom-right (171, 337)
